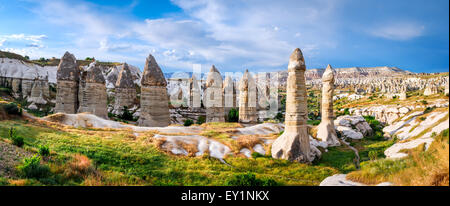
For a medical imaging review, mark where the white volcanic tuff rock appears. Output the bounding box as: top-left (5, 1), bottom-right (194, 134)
top-left (138, 54), bottom-right (170, 127)
top-left (112, 63), bottom-right (138, 115)
top-left (0, 57), bottom-right (141, 87)
top-left (0, 58), bottom-right (57, 82)
top-left (317, 65), bottom-right (340, 146)
top-left (336, 126), bottom-right (364, 140)
top-left (384, 116), bottom-right (448, 159)
top-left (236, 123), bottom-right (284, 135)
top-left (334, 115), bottom-right (372, 137)
top-left (349, 105), bottom-right (435, 125)
top-left (395, 112), bottom-right (448, 140)
top-left (382, 111), bottom-right (424, 137)
top-left (103, 64), bottom-right (141, 89)
top-left (271, 48), bottom-right (316, 163)
top-left (379, 108), bottom-right (449, 159)
top-left (204, 65), bottom-right (225, 123)
top-left (238, 70), bottom-right (258, 123)
top-left (54, 52), bottom-right (80, 114)
top-left (385, 137), bottom-right (434, 159)
top-left (153, 134), bottom-right (231, 159)
top-left (77, 61), bottom-right (108, 119)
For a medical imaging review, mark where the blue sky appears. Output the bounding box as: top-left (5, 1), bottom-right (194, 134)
top-left (0, 0), bottom-right (448, 73)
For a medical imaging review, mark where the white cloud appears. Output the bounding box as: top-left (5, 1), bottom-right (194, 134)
top-left (368, 22), bottom-right (425, 40)
top-left (19, 0), bottom-right (341, 72)
top-left (0, 33), bottom-right (47, 50)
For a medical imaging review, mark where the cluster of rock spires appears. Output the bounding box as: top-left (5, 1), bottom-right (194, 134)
top-left (54, 52), bottom-right (137, 121)
top-left (308, 73), bottom-right (449, 98)
top-left (1, 48), bottom-right (448, 165)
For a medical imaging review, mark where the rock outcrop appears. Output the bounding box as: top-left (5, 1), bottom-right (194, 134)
top-left (317, 65), bottom-right (340, 146)
top-left (138, 54), bottom-right (170, 127)
top-left (113, 63), bottom-right (137, 115)
top-left (334, 115), bottom-right (372, 140)
top-left (424, 83), bottom-right (438, 96)
top-left (271, 48), bottom-right (313, 163)
top-left (399, 85), bottom-right (407, 100)
top-left (54, 52), bottom-right (80, 114)
top-left (204, 65), bottom-right (225, 123)
top-left (238, 70), bottom-right (258, 123)
top-left (77, 61), bottom-right (108, 118)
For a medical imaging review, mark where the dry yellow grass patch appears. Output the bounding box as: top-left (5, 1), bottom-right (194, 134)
top-left (392, 140), bottom-right (449, 186)
top-left (8, 179), bottom-right (27, 186)
top-left (236, 135), bottom-right (263, 150)
top-left (200, 122), bottom-right (243, 133)
top-left (64, 154), bottom-right (96, 179)
top-left (175, 140), bottom-right (199, 157)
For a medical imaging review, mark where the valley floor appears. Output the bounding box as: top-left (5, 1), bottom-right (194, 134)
top-left (0, 115), bottom-right (418, 186)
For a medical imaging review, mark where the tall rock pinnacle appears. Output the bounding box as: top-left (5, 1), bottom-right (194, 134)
top-left (238, 69), bottom-right (258, 123)
top-left (317, 64), bottom-right (340, 146)
top-left (271, 48), bottom-right (313, 162)
top-left (205, 65), bottom-right (225, 122)
top-left (55, 51), bottom-right (80, 114)
top-left (138, 54), bottom-right (170, 127)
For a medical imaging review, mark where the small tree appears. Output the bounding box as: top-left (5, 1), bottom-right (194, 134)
top-left (227, 108), bottom-right (239, 122)
top-left (184, 119), bottom-right (194, 126)
top-left (119, 106), bottom-right (134, 121)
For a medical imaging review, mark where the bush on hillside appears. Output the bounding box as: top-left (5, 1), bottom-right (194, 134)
top-left (17, 155), bottom-right (50, 179)
top-left (39, 145), bottom-right (50, 156)
top-left (1, 102), bottom-right (22, 115)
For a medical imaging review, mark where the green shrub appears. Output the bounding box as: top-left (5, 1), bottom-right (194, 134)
top-left (225, 173), bottom-right (278, 186)
top-left (39, 145), bottom-right (50, 156)
top-left (368, 151), bottom-right (378, 160)
top-left (227, 108), bottom-right (239, 122)
top-left (12, 136), bottom-right (24, 147)
top-left (119, 106), bottom-right (134, 121)
top-left (0, 177), bottom-right (9, 186)
top-left (196, 116), bottom-right (206, 125)
top-left (184, 119), bottom-right (194, 127)
top-left (0, 87), bottom-right (12, 95)
top-left (17, 155), bottom-right (50, 179)
top-left (2, 102), bottom-right (22, 115)
top-left (275, 112), bottom-right (284, 122)
top-left (8, 127), bottom-right (24, 147)
top-left (8, 127), bottom-right (16, 138)
top-left (423, 106), bottom-right (435, 114)
top-left (343, 108), bottom-right (350, 115)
